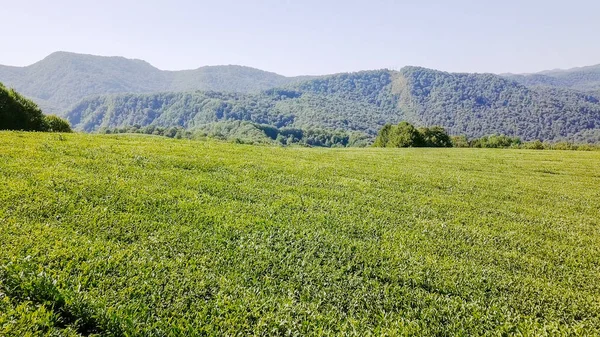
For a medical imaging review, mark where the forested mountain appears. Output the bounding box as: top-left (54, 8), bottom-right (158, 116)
top-left (397, 67), bottom-right (600, 141)
top-left (0, 52), bottom-right (307, 113)
top-left (65, 68), bottom-right (600, 142)
top-left (4, 52), bottom-right (600, 142)
top-left (66, 71), bottom-right (401, 136)
top-left (504, 64), bottom-right (600, 91)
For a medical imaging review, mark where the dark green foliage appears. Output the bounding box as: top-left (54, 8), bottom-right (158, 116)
top-left (448, 134), bottom-right (599, 151)
top-left (451, 135), bottom-right (470, 148)
top-left (0, 262), bottom-right (124, 335)
top-left (194, 121), bottom-right (367, 147)
top-left (469, 134), bottom-right (522, 148)
top-left (0, 82), bottom-right (47, 131)
top-left (373, 124), bottom-right (392, 147)
top-left (522, 140), bottom-right (545, 150)
top-left (419, 126), bottom-right (452, 147)
top-left (0, 83), bottom-right (73, 133)
top-left (43, 115), bottom-right (72, 132)
top-left (102, 120), bottom-right (369, 147)
top-left (100, 125), bottom-right (193, 139)
top-left (195, 121), bottom-right (276, 144)
top-left (374, 122), bottom-right (451, 148)
top-left (387, 122), bottom-right (424, 147)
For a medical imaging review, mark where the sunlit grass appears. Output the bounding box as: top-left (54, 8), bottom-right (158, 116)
top-left (1, 132), bottom-right (599, 336)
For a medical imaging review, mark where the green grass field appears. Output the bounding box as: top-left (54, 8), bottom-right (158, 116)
top-left (1, 132), bottom-right (599, 336)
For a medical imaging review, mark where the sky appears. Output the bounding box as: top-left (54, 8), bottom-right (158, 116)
top-left (2, 0), bottom-right (600, 76)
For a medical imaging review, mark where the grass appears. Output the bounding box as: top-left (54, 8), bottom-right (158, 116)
top-left (1, 131), bottom-right (599, 336)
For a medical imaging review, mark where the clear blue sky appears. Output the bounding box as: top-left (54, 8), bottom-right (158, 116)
top-left (3, 0), bottom-right (600, 76)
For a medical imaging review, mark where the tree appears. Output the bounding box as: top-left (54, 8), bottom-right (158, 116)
top-left (451, 135), bottom-right (469, 148)
top-left (373, 124), bottom-right (392, 147)
top-left (0, 82), bottom-right (47, 131)
top-left (388, 122), bottom-right (424, 147)
top-left (419, 126), bottom-right (452, 147)
top-left (44, 115), bottom-right (72, 132)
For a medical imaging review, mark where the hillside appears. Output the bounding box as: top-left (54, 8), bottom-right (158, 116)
top-left (396, 67), bottom-right (600, 141)
top-left (0, 52), bottom-right (305, 113)
top-left (65, 70), bottom-right (401, 134)
top-left (4, 52), bottom-right (600, 142)
top-left (65, 68), bottom-right (600, 141)
top-left (1, 132), bottom-right (599, 335)
top-left (504, 64), bottom-right (600, 91)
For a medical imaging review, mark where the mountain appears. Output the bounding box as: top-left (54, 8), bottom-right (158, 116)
top-left (4, 52), bottom-right (600, 142)
top-left (65, 67), bottom-right (600, 142)
top-left (504, 64), bottom-right (600, 91)
top-left (0, 52), bottom-right (307, 113)
top-left (66, 70), bottom-right (399, 135)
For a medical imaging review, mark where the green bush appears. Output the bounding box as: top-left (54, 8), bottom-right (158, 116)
top-left (522, 140), bottom-right (546, 150)
top-left (374, 122), bottom-right (451, 148)
top-left (550, 142), bottom-right (576, 150)
top-left (470, 135), bottom-right (521, 148)
top-left (419, 126), bottom-right (453, 147)
top-left (0, 83), bottom-right (47, 131)
top-left (44, 115), bottom-right (72, 133)
top-left (575, 144), bottom-right (595, 151)
top-left (451, 136), bottom-right (469, 148)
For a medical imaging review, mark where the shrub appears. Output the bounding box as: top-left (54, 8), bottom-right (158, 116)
top-left (550, 142), bottom-right (576, 150)
top-left (419, 126), bottom-right (452, 147)
top-left (44, 115), bottom-right (72, 132)
top-left (523, 140), bottom-right (545, 150)
top-left (387, 122), bottom-right (424, 147)
top-left (0, 83), bottom-right (47, 131)
top-left (375, 122), bottom-right (451, 148)
top-left (451, 135), bottom-right (469, 148)
top-left (575, 144), bottom-right (595, 151)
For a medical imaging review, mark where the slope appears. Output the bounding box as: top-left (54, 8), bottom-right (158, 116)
top-left (396, 67), bottom-right (600, 140)
top-left (65, 68), bottom-right (600, 141)
top-left (504, 64), bottom-right (600, 91)
top-left (66, 70), bottom-right (402, 134)
top-left (1, 132), bottom-right (599, 335)
top-left (0, 52), bottom-right (305, 113)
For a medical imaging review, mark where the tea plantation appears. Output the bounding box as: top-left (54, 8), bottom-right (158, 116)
top-left (1, 132), bottom-right (599, 336)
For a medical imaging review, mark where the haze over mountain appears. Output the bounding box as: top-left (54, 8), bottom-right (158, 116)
top-left (503, 64), bottom-right (600, 91)
top-left (0, 52), bottom-right (309, 113)
top-left (2, 52), bottom-right (600, 143)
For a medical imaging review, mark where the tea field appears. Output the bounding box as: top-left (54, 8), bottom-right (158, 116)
top-left (1, 132), bottom-right (599, 336)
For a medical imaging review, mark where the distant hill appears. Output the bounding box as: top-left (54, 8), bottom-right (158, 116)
top-left (504, 64), bottom-right (600, 91)
top-left (0, 52), bottom-right (308, 113)
top-left (65, 68), bottom-right (600, 142)
top-left (4, 52), bottom-right (600, 142)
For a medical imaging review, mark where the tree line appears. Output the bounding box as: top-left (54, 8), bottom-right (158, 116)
top-left (99, 121), bottom-right (371, 148)
top-left (374, 122), bottom-right (600, 151)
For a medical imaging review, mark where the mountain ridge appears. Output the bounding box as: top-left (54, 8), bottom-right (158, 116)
top-left (502, 64), bottom-right (600, 91)
top-left (64, 67), bottom-right (600, 142)
top-left (3, 52), bottom-right (600, 143)
top-left (0, 51), bottom-right (311, 113)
